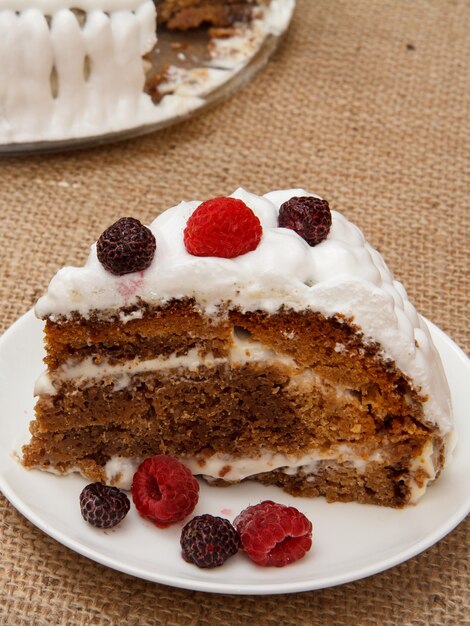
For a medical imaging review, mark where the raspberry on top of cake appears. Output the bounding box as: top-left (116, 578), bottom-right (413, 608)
top-left (23, 189), bottom-right (454, 508)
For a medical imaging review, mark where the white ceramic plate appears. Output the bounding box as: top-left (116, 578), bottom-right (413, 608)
top-left (0, 310), bottom-right (469, 595)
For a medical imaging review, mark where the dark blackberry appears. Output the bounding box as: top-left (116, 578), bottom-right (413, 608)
top-left (80, 483), bottom-right (130, 529)
top-left (181, 514), bottom-right (240, 568)
top-left (278, 196), bottom-right (331, 246)
top-left (97, 217), bottom-right (156, 275)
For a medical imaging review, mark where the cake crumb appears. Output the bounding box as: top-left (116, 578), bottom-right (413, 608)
top-left (219, 465), bottom-right (231, 478)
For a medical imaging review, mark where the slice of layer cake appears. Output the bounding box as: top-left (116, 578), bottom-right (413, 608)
top-left (22, 189), bottom-right (454, 507)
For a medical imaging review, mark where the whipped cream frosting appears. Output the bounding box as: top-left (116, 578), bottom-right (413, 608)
top-left (0, 2), bottom-right (161, 143)
top-left (35, 188), bottom-right (453, 434)
top-left (0, 0), bottom-right (295, 143)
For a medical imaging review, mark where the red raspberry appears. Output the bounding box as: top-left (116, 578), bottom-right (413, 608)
top-left (79, 483), bottom-right (130, 529)
top-left (97, 217), bottom-right (156, 275)
top-left (181, 514), bottom-right (241, 568)
top-left (132, 455), bottom-right (199, 528)
top-left (234, 500), bottom-right (313, 567)
top-left (278, 196), bottom-right (331, 246)
top-left (183, 197), bottom-right (262, 258)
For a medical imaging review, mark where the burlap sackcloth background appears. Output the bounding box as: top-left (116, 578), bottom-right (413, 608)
top-left (0, 0), bottom-right (469, 624)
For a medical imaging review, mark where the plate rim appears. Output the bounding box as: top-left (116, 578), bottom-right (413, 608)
top-left (0, 309), bottom-right (469, 595)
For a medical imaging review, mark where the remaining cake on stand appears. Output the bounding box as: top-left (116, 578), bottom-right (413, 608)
top-left (22, 189), bottom-right (454, 507)
top-left (0, 1), bottom-right (294, 144)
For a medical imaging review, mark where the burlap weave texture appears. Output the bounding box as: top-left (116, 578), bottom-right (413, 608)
top-left (0, 0), bottom-right (469, 624)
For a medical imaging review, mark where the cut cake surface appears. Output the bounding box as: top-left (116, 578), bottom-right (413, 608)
top-left (157, 0), bottom-right (269, 30)
top-left (22, 188), bottom-right (454, 507)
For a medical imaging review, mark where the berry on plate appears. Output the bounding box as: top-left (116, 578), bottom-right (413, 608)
top-left (278, 196), bottom-right (331, 246)
top-left (132, 455), bottom-right (199, 528)
top-left (183, 196), bottom-right (262, 258)
top-left (181, 514), bottom-right (241, 568)
top-left (234, 500), bottom-right (313, 567)
top-left (79, 483), bottom-right (130, 529)
top-left (97, 216), bottom-right (156, 275)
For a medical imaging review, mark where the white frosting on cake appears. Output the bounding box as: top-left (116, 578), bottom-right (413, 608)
top-left (0, 1), bottom-right (162, 142)
top-left (35, 188), bottom-right (453, 434)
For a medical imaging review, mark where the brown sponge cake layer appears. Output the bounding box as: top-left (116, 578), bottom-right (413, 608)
top-left (255, 462), bottom-right (416, 507)
top-left (24, 454), bottom-right (436, 508)
top-left (30, 361), bottom-right (432, 444)
top-left (229, 308), bottom-right (425, 418)
top-left (156, 0), bottom-right (268, 30)
top-left (44, 299), bottom-right (231, 370)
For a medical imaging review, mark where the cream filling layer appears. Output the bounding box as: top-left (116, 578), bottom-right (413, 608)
top-left (102, 440), bottom-right (438, 504)
top-left (35, 343), bottom-right (358, 400)
top-left (35, 338), bottom-right (301, 396)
